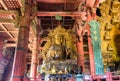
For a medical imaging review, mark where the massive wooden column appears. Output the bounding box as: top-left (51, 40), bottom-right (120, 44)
top-left (30, 38), bottom-right (38, 80)
top-left (86, 0), bottom-right (99, 76)
top-left (0, 39), bottom-right (3, 58)
top-left (87, 25), bottom-right (95, 76)
top-left (38, 19), bottom-right (42, 65)
top-left (76, 37), bottom-right (85, 72)
top-left (38, 39), bottom-right (42, 65)
top-left (11, 0), bottom-right (32, 81)
top-left (86, 6), bottom-right (96, 76)
top-left (87, 13), bottom-right (95, 76)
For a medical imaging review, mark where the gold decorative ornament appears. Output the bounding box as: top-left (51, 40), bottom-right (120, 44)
top-left (98, 0), bottom-right (120, 71)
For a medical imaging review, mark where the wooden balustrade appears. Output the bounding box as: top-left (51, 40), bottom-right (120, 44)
top-left (22, 71), bottom-right (120, 81)
top-left (106, 71), bottom-right (120, 81)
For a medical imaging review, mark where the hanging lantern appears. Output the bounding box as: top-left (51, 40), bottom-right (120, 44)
top-left (55, 14), bottom-right (62, 21)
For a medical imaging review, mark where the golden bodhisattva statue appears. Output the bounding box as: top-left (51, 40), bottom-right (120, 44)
top-left (47, 34), bottom-right (66, 60)
top-left (41, 25), bottom-right (77, 62)
top-left (39, 25), bottom-right (77, 74)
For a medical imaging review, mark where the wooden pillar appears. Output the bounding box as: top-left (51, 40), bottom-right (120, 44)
top-left (11, 0), bottom-right (32, 81)
top-left (87, 7), bottom-right (96, 75)
top-left (86, 0), bottom-right (99, 76)
top-left (0, 38), bottom-right (3, 58)
top-left (37, 18), bottom-right (42, 65)
top-left (87, 25), bottom-right (95, 76)
top-left (76, 39), bottom-right (85, 72)
top-left (106, 72), bottom-right (112, 81)
top-left (30, 38), bottom-right (38, 80)
top-left (38, 39), bottom-right (42, 65)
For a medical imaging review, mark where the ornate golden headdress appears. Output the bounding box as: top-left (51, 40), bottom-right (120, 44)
top-left (48, 25), bottom-right (69, 37)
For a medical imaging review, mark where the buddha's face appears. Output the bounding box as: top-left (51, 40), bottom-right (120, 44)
top-left (55, 34), bottom-right (63, 45)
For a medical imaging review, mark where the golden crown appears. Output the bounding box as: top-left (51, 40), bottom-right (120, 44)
top-left (48, 25), bottom-right (69, 37)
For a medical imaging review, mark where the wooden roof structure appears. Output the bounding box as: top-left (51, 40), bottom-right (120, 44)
top-left (0, 0), bottom-right (86, 48)
top-left (0, 0), bottom-right (104, 64)
top-left (0, 0), bottom-right (23, 48)
top-left (0, 0), bottom-right (85, 64)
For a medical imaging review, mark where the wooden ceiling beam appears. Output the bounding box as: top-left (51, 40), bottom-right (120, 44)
top-left (36, 0), bottom-right (83, 3)
top-left (3, 43), bottom-right (16, 48)
top-left (0, 0), bottom-right (8, 10)
top-left (40, 18), bottom-right (74, 20)
top-left (0, 19), bottom-right (17, 24)
top-left (6, 38), bottom-right (17, 42)
top-left (0, 24), bottom-right (14, 38)
top-left (0, 30), bottom-right (18, 33)
top-left (41, 25), bottom-right (73, 27)
top-left (37, 12), bottom-right (86, 17)
top-left (0, 10), bottom-right (19, 16)
top-left (0, 30), bottom-right (34, 34)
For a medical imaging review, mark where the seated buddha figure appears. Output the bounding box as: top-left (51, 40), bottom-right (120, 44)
top-left (46, 34), bottom-right (66, 61)
top-left (41, 25), bottom-right (77, 63)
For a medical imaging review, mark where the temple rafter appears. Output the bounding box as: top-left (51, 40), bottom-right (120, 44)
top-left (36, 0), bottom-right (83, 3)
top-left (0, 19), bottom-right (18, 24)
top-left (37, 12), bottom-right (86, 17)
top-left (0, 24), bottom-right (14, 38)
top-left (0, 10), bottom-right (19, 15)
top-left (0, 0), bottom-right (8, 10)
top-left (3, 43), bottom-right (16, 48)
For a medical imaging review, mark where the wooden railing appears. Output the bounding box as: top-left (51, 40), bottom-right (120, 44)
top-left (106, 71), bottom-right (120, 81)
top-left (23, 71), bottom-right (120, 81)
top-left (23, 78), bottom-right (44, 81)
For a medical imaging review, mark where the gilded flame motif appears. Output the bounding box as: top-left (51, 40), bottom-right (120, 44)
top-left (98, 0), bottom-right (120, 71)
